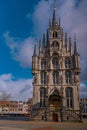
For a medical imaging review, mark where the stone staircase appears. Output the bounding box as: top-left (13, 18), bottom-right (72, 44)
top-left (30, 107), bottom-right (82, 122)
top-left (62, 108), bottom-right (82, 122)
top-left (30, 108), bottom-right (46, 121)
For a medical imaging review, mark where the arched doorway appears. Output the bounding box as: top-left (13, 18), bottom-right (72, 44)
top-left (49, 95), bottom-right (62, 110)
top-left (48, 90), bottom-right (62, 122)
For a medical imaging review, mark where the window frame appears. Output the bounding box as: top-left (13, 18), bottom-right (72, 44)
top-left (65, 71), bottom-right (72, 84)
top-left (66, 87), bottom-right (73, 108)
top-left (65, 58), bottom-right (71, 69)
top-left (41, 59), bottom-right (46, 69)
top-left (41, 72), bottom-right (47, 85)
top-left (53, 72), bottom-right (59, 84)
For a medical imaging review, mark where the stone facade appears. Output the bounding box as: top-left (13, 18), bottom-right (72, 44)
top-left (32, 1), bottom-right (81, 111)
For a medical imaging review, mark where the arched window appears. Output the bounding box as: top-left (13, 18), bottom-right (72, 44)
top-left (40, 87), bottom-right (47, 107)
top-left (65, 71), bottom-right (71, 84)
top-left (41, 72), bottom-right (47, 84)
top-left (53, 31), bottom-right (58, 38)
top-left (52, 58), bottom-right (58, 69)
top-left (65, 58), bottom-right (71, 69)
top-left (41, 59), bottom-right (46, 69)
top-left (66, 87), bottom-right (73, 108)
top-left (53, 72), bottom-right (59, 84)
top-left (51, 41), bottom-right (59, 47)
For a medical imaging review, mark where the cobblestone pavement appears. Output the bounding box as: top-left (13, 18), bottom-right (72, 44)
top-left (0, 120), bottom-right (87, 130)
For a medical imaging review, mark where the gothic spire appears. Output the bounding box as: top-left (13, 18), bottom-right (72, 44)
top-left (59, 18), bottom-right (61, 27)
top-left (74, 34), bottom-right (80, 56)
top-left (61, 28), bottom-right (64, 46)
top-left (49, 19), bottom-right (51, 27)
top-left (33, 44), bottom-right (37, 56)
top-left (74, 34), bottom-right (77, 54)
top-left (46, 29), bottom-right (49, 45)
top-left (69, 37), bottom-right (72, 55)
top-left (74, 35), bottom-right (78, 55)
top-left (69, 37), bottom-right (72, 49)
top-left (65, 33), bottom-right (68, 51)
top-left (43, 34), bottom-right (45, 47)
top-left (52, 0), bottom-right (58, 26)
top-left (39, 39), bottom-right (43, 53)
top-left (65, 33), bottom-right (68, 42)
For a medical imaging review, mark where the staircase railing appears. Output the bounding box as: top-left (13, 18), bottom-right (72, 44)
top-left (62, 107), bottom-right (82, 122)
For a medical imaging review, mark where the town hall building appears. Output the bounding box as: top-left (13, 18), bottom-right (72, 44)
top-left (32, 0), bottom-right (81, 121)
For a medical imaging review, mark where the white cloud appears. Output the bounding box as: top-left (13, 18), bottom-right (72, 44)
top-left (0, 74), bottom-right (33, 101)
top-left (3, 32), bottom-right (36, 68)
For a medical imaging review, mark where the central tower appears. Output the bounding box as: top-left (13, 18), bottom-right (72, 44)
top-left (32, 0), bottom-right (81, 112)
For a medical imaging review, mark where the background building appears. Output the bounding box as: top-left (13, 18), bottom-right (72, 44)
top-left (80, 98), bottom-right (87, 118)
top-left (0, 100), bottom-right (30, 114)
top-left (18, 101), bottom-right (29, 114)
top-left (8, 101), bottom-right (18, 113)
top-left (0, 100), bottom-right (9, 113)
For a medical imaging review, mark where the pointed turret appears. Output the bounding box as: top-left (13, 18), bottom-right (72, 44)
top-left (33, 44), bottom-right (37, 56)
top-left (46, 29), bottom-right (49, 45)
top-left (65, 33), bottom-right (68, 51)
top-left (73, 34), bottom-right (80, 70)
top-left (61, 28), bottom-right (64, 46)
top-left (49, 19), bottom-right (51, 28)
top-left (59, 18), bottom-right (61, 27)
top-left (43, 34), bottom-right (45, 47)
top-left (39, 39), bottom-right (43, 54)
top-left (52, 0), bottom-right (58, 26)
top-left (69, 37), bottom-right (72, 55)
top-left (32, 44), bottom-right (38, 74)
top-left (74, 34), bottom-right (79, 55)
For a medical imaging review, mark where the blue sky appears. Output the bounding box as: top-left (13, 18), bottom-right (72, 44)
top-left (0, 0), bottom-right (87, 101)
